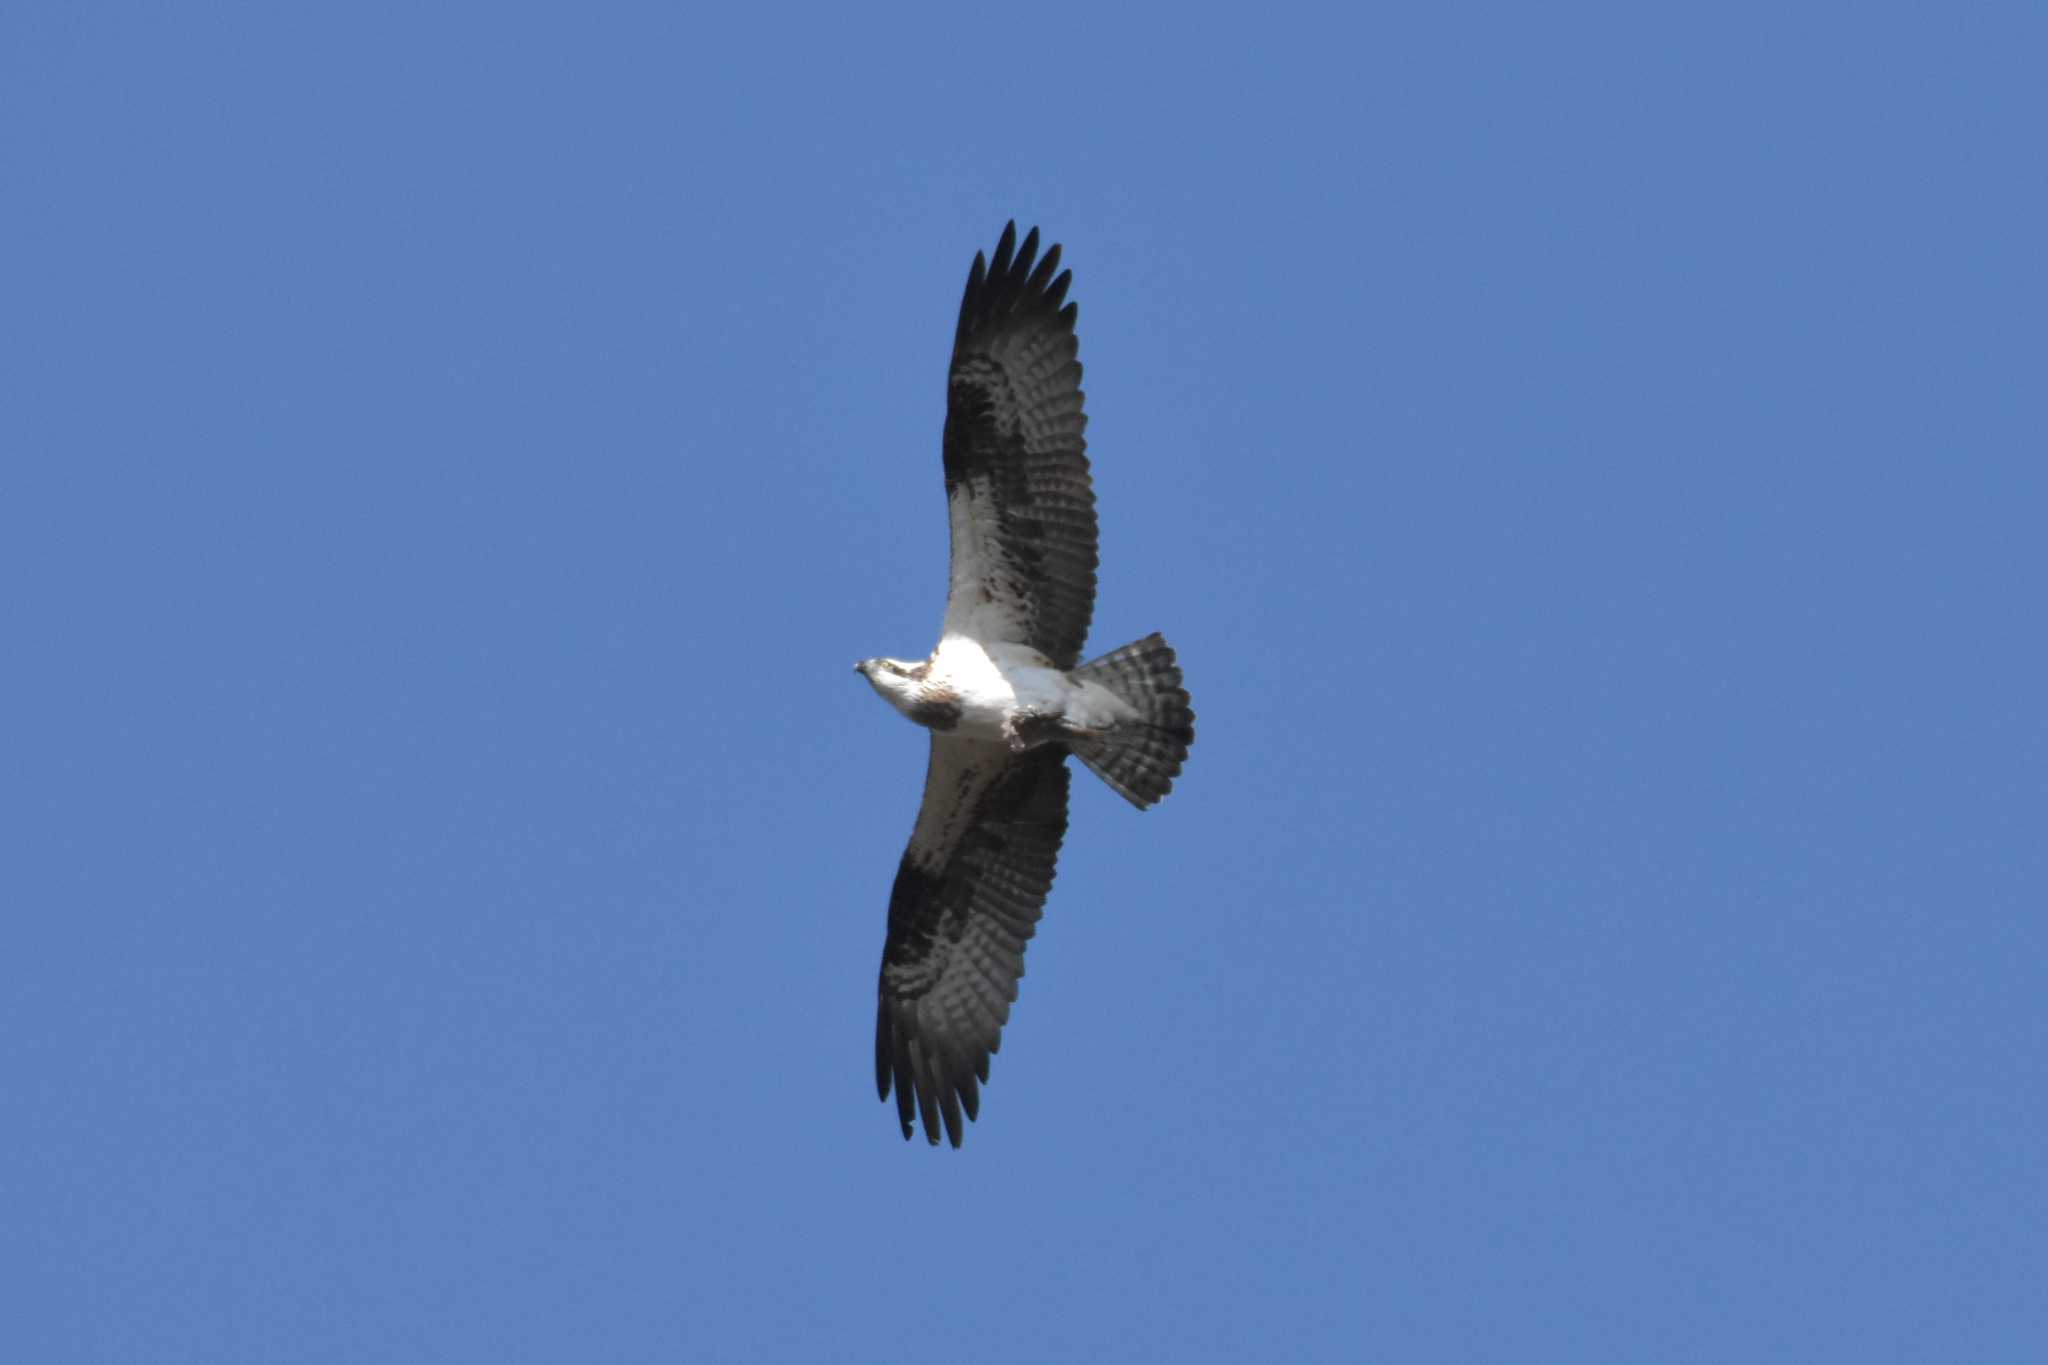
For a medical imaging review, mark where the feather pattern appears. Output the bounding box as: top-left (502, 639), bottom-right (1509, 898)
top-left (875, 739), bottom-right (1069, 1147)
top-left (939, 221), bottom-right (1099, 670)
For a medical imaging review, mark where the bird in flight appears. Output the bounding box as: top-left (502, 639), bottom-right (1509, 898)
top-left (855, 222), bottom-right (1195, 1146)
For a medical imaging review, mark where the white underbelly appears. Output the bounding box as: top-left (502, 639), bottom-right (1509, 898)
top-left (930, 635), bottom-right (1135, 741)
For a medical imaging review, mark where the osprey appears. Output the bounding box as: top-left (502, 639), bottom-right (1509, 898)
top-left (856, 222), bottom-right (1195, 1147)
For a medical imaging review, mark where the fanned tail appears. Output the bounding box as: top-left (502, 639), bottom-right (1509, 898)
top-left (1071, 633), bottom-right (1195, 809)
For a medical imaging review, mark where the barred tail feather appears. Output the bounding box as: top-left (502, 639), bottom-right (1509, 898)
top-left (1072, 633), bottom-right (1195, 809)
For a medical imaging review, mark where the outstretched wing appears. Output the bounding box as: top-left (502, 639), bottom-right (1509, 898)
top-left (940, 222), bottom-right (1098, 669)
top-left (876, 737), bottom-right (1071, 1147)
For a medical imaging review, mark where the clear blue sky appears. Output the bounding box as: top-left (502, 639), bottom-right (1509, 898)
top-left (4, 3), bottom-right (2043, 1361)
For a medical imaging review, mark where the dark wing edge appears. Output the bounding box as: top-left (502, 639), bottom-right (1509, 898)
top-left (941, 221), bottom-right (1099, 669)
top-left (875, 740), bottom-right (1071, 1147)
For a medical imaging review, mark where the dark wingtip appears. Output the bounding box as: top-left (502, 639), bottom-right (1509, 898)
top-left (955, 222), bottom-right (1076, 347)
top-left (990, 221), bottom-right (1018, 278)
top-left (955, 251), bottom-right (988, 343)
top-left (940, 1084), bottom-right (964, 1147)
top-left (877, 1017), bottom-right (992, 1148)
top-left (1016, 225), bottom-right (1040, 277)
top-left (1027, 242), bottom-right (1061, 294)
top-left (875, 1001), bottom-right (892, 1102)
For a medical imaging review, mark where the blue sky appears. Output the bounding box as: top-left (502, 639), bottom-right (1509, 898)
top-left (4, 3), bottom-right (2043, 1360)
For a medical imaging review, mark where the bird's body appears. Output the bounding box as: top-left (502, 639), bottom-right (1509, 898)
top-left (856, 223), bottom-right (1194, 1147)
top-left (858, 636), bottom-right (1139, 747)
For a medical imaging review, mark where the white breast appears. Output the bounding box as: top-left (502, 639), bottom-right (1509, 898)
top-left (930, 635), bottom-right (1023, 739)
top-left (930, 634), bottom-right (1138, 740)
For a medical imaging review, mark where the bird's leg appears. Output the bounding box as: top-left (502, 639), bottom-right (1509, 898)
top-left (1002, 710), bottom-right (1068, 752)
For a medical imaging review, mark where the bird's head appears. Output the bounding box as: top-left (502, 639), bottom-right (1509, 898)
top-left (855, 657), bottom-right (923, 707)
